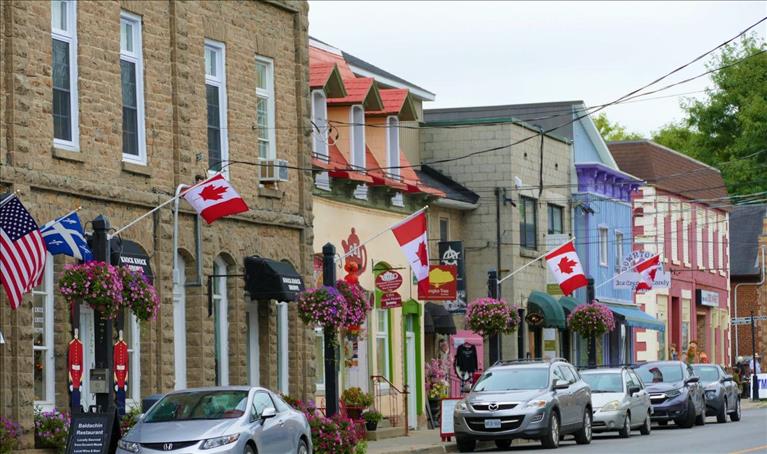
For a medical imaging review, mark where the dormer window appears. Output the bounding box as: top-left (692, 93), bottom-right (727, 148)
top-left (311, 90), bottom-right (328, 160)
top-left (387, 116), bottom-right (400, 178)
top-left (350, 105), bottom-right (365, 169)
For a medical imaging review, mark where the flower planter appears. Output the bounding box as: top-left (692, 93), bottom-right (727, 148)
top-left (365, 420), bottom-right (378, 431)
top-left (345, 406), bottom-right (365, 421)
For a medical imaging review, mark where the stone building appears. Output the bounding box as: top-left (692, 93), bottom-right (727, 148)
top-left (0, 0), bottom-right (314, 440)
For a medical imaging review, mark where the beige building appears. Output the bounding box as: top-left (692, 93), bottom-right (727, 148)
top-left (0, 0), bottom-right (314, 442)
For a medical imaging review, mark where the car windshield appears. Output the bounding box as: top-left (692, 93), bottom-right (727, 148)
top-left (635, 364), bottom-right (683, 384)
top-left (581, 373), bottom-right (623, 393)
top-left (473, 368), bottom-right (549, 391)
top-left (144, 390), bottom-right (249, 422)
top-left (692, 366), bottom-right (720, 383)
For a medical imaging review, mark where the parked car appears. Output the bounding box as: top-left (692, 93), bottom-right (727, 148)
top-left (633, 361), bottom-right (705, 428)
top-left (453, 358), bottom-right (592, 451)
top-left (579, 367), bottom-right (652, 437)
top-left (692, 363), bottom-right (742, 423)
top-left (117, 386), bottom-right (311, 454)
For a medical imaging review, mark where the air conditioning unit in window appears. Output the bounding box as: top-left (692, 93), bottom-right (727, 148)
top-left (258, 158), bottom-right (289, 183)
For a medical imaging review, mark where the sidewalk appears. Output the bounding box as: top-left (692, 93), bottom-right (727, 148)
top-left (366, 429), bottom-right (531, 454)
top-left (741, 398), bottom-right (767, 410)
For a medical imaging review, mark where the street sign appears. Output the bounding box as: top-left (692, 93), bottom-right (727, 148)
top-left (754, 315), bottom-right (767, 322)
top-left (731, 317), bottom-right (752, 325)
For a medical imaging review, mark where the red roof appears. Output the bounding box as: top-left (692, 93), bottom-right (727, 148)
top-left (325, 144), bottom-right (372, 183)
top-left (399, 153), bottom-right (445, 197)
top-left (309, 63), bottom-right (337, 89)
top-left (309, 46), bottom-right (356, 79)
top-left (327, 78), bottom-right (375, 105)
top-left (366, 89), bottom-right (409, 116)
top-left (365, 147), bottom-right (408, 190)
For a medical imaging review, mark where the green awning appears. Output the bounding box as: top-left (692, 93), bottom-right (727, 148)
top-left (559, 296), bottom-right (580, 314)
top-left (527, 291), bottom-right (566, 329)
top-left (606, 303), bottom-right (666, 332)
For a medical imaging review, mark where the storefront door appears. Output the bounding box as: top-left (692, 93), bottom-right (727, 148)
top-left (246, 300), bottom-right (260, 386)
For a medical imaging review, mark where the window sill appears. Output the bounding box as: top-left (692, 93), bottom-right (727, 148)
top-left (258, 186), bottom-right (283, 199)
top-left (520, 248), bottom-right (539, 259)
top-left (52, 147), bottom-right (85, 162)
top-left (122, 161), bottom-right (152, 177)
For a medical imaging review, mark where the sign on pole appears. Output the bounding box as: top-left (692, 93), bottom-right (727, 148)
top-left (753, 315), bottom-right (767, 322)
top-left (731, 317), bottom-right (753, 325)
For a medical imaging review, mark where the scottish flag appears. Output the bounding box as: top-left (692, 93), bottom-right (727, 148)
top-left (40, 212), bottom-right (93, 262)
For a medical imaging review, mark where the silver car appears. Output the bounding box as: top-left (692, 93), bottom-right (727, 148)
top-left (580, 367), bottom-right (652, 438)
top-left (117, 386), bottom-right (312, 454)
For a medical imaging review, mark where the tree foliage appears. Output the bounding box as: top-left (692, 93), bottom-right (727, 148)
top-left (593, 113), bottom-right (644, 142)
top-left (652, 35), bottom-right (767, 196)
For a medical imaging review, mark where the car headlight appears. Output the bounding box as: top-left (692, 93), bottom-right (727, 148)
top-left (200, 434), bottom-right (240, 450)
top-left (600, 400), bottom-right (622, 412)
top-left (665, 388), bottom-right (682, 398)
top-left (117, 440), bottom-right (140, 453)
top-left (705, 390), bottom-right (717, 399)
top-left (523, 399), bottom-right (548, 409)
top-left (456, 400), bottom-right (468, 411)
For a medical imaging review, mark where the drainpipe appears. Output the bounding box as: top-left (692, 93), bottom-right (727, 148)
top-left (733, 246), bottom-right (765, 359)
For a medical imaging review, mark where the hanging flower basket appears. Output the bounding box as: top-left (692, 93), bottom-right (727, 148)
top-left (465, 297), bottom-right (521, 337)
top-left (567, 302), bottom-right (615, 338)
top-left (58, 262), bottom-right (123, 320)
top-left (119, 268), bottom-right (160, 322)
top-left (335, 279), bottom-right (371, 329)
top-left (297, 286), bottom-right (347, 331)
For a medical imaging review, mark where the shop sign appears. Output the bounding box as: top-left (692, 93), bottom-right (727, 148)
top-left (380, 291), bottom-right (402, 309)
top-left (614, 250), bottom-right (671, 290)
top-left (422, 265), bottom-right (457, 301)
top-left (696, 289), bottom-right (719, 307)
top-left (341, 227), bottom-right (368, 274)
top-left (439, 241), bottom-right (467, 313)
top-left (110, 238), bottom-right (153, 283)
top-left (375, 270), bottom-right (403, 292)
top-left (65, 411), bottom-right (119, 454)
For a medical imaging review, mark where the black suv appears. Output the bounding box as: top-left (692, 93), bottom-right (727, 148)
top-left (453, 358), bottom-right (592, 451)
top-left (633, 361), bottom-right (706, 428)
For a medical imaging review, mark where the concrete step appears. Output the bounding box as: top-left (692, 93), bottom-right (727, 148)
top-left (366, 426), bottom-right (407, 442)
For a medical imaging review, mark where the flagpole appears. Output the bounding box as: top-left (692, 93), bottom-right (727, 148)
top-left (595, 254), bottom-right (660, 289)
top-left (110, 194), bottom-right (179, 239)
top-left (336, 205), bottom-right (429, 262)
top-left (42, 207), bottom-right (82, 229)
top-left (498, 238), bottom-right (575, 284)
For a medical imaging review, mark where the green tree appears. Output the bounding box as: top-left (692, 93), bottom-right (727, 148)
top-left (652, 34), bottom-right (767, 195)
top-left (593, 113), bottom-right (644, 141)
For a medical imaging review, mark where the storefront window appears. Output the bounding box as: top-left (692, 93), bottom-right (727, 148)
top-left (376, 309), bottom-right (390, 381)
top-left (33, 254), bottom-right (55, 407)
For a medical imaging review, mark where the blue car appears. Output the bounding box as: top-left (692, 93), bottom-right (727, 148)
top-left (633, 361), bottom-right (706, 428)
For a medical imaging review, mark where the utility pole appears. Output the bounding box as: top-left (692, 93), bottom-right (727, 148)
top-left (587, 277), bottom-right (597, 368)
top-left (488, 270), bottom-right (501, 364)
top-left (322, 243), bottom-right (339, 416)
top-left (751, 311), bottom-right (759, 400)
top-left (91, 215), bottom-right (115, 413)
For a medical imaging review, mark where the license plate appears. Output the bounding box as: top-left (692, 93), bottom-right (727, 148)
top-left (484, 419), bottom-right (502, 429)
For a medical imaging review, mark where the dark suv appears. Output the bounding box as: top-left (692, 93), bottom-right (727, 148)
top-left (453, 358), bottom-right (592, 451)
top-left (633, 361), bottom-right (705, 428)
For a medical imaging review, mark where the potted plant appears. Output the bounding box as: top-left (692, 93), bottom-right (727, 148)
top-left (0, 416), bottom-right (21, 454)
top-left (59, 262), bottom-right (123, 319)
top-left (425, 358), bottom-right (449, 419)
top-left (119, 407), bottom-right (143, 437)
top-left (297, 286), bottom-right (347, 331)
top-left (465, 297), bottom-right (521, 337)
top-left (119, 268), bottom-right (160, 321)
top-left (567, 301), bottom-right (615, 338)
top-left (335, 279), bottom-right (371, 335)
top-left (34, 407), bottom-right (70, 453)
top-left (340, 387), bottom-right (373, 420)
top-left (363, 410), bottom-right (383, 431)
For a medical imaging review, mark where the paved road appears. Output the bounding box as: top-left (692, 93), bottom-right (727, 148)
top-left (480, 408), bottom-right (767, 454)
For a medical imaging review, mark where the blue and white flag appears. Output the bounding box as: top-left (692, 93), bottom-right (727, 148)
top-left (40, 212), bottom-right (93, 262)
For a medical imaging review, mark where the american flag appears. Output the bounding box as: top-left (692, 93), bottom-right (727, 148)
top-left (0, 196), bottom-right (47, 309)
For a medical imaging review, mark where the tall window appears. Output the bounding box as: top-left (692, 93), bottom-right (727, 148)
top-left (314, 327), bottom-right (325, 391)
top-left (212, 258), bottom-right (229, 386)
top-left (615, 231), bottom-right (624, 272)
top-left (696, 208), bottom-right (704, 268)
top-left (439, 218), bottom-right (449, 242)
top-left (33, 255), bottom-right (55, 408)
top-left (350, 105), bottom-right (365, 168)
top-left (547, 204), bottom-right (563, 234)
top-left (120, 11), bottom-right (146, 164)
top-left (312, 90), bottom-right (328, 159)
top-left (599, 227), bottom-right (608, 266)
top-left (256, 57), bottom-right (275, 161)
top-left (205, 41), bottom-right (228, 175)
top-left (375, 309), bottom-right (390, 380)
top-left (520, 196), bottom-right (537, 249)
top-left (245, 298), bottom-right (259, 386)
top-left (387, 116), bottom-right (400, 177)
top-left (51, 0), bottom-right (79, 150)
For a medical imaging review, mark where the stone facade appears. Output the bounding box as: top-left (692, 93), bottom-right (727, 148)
top-left (0, 0), bottom-right (314, 442)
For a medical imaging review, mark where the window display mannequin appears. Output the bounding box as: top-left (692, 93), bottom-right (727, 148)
top-left (454, 341), bottom-right (478, 392)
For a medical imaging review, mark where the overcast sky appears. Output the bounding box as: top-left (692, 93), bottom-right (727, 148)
top-left (308, 1), bottom-right (767, 136)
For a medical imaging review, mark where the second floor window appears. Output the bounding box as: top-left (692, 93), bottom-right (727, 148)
top-left (256, 57), bottom-right (275, 161)
top-left (520, 196), bottom-right (537, 249)
top-left (311, 90), bottom-right (328, 160)
top-left (439, 218), bottom-right (449, 242)
top-left (120, 12), bottom-right (146, 164)
top-left (387, 116), bottom-right (400, 177)
top-left (615, 231), bottom-right (624, 271)
top-left (51, 0), bottom-right (79, 150)
top-left (350, 105), bottom-right (365, 168)
top-left (205, 41), bottom-right (228, 175)
top-left (599, 227), bottom-right (609, 266)
top-left (547, 204), bottom-right (563, 234)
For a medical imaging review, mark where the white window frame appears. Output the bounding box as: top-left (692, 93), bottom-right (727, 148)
top-left (33, 254), bottom-right (55, 409)
top-left (314, 327), bottom-right (325, 392)
top-left (718, 217), bottom-right (726, 275)
top-left (125, 312), bottom-right (141, 408)
top-left (311, 90), bottom-right (329, 160)
top-left (213, 258), bottom-right (229, 386)
top-left (386, 116), bottom-right (400, 178)
top-left (615, 230), bottom-right (624, 272)
top-left (205, 40), bottom-right (229, 178)
top-left (350, 105), bottom-right (365, 169)
top-left (256, 56), bottom-right (276, 161)
top-left (598, 226), bottom-right (609, 267)
top-left (682, 207), bottom-right (690, 265)
top-left (696, 208), bottom-right (704, 269)
top-left (375, 309), bottom-right (390, 383)
top-left (670, 209), bottom-right (679, 264)
top-left (51, 0), bottom-right (79, 151)
top-left (120, 11), bottom-right (147, 165)
top-left (708, 211), bottom-right (715, 270)
top-left (277, 302), bottom-right (289, 394)
top-left (245, 299), bottom-right (260, 386)
top-left (173, 253), bottom-right (187, 390)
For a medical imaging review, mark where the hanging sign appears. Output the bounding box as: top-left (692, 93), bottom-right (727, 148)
top-left (439, 241), bottom-right (467, 313)
top-left (614, 250), bottom-right (671, 290)
top-left (110, 238), bottom-right (153, 283)
top-left (380, 292), bottom-right (402, 309)
top-left (696, 289), bottom-right (719, 307)
top-left (423, 265), bottom-right (457, 301)
top-left (375, 270), bottom-right (403, 292)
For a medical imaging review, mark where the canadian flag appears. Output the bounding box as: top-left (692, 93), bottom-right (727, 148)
top-left (634, 254), bottom-right (660, 292)
top-left (182, 173), bottom-right (249, 224)
top-left (545, 240), bottom-right (588, 296)
top-left (391, 210), bottom-right (429, 296)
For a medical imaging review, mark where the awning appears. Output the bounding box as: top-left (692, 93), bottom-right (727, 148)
top-left (527, 291), bottom-right (566, 329)
top-left (110, 238), bottom-right (153, 283)
top-left (244, 257), bottom-right (305, 302)
top-left (424, 302), bottom-right (457, 335)
top-left (606, 303), bottom-right (665, 331)
top-left (559, 296), bottom-right (580, 315)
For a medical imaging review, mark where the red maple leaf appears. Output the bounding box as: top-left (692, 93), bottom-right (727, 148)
top-left (558, 256), bottom-right (577, 274)
top-left (416, 241), bottom-right (428, 267)
top-left (199, 184), bottom-right (228, 201)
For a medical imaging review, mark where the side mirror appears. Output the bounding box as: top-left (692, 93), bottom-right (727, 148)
top-left (261, 407), bottom-right (277, 420)
top-left (628, 386), bottom-right (641, 396)
top-left (553, 379), bottom-right (570, 390)
top-left (721, 375), bottom-right (733, 383)
top-left (685, 377), bottom-right (700, 385)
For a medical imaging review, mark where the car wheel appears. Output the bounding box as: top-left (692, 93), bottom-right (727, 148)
top-left (675, 399), bottom-right (695, 428)
top-left (729, 397), bottom-right (742, 422)
top-left (541, 412), bottom-right (560, 449)
top-left (618, 413), bottom-right (631, 438)
top-left (695, 407), bottom-right (706, 426)
top-left (716, 398), bottom-right (728, 423)
top-left (297, 438), bottom-right (309, 454)
top-left (244, 443), bottom-right (256, 454)
top-left (494, 440), bottom-right (512, 450)
top-left (639, 414), bottom-right (651, 435)
top-left (574, 410), bottom-right (592, 445)
top-left (456, 436), bottom-right (476, 453)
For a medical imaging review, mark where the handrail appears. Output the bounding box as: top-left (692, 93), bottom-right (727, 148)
top-left (371, 375), bottom-right (410, 435)
top-left (370, 375), bottom-right (408, 395)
